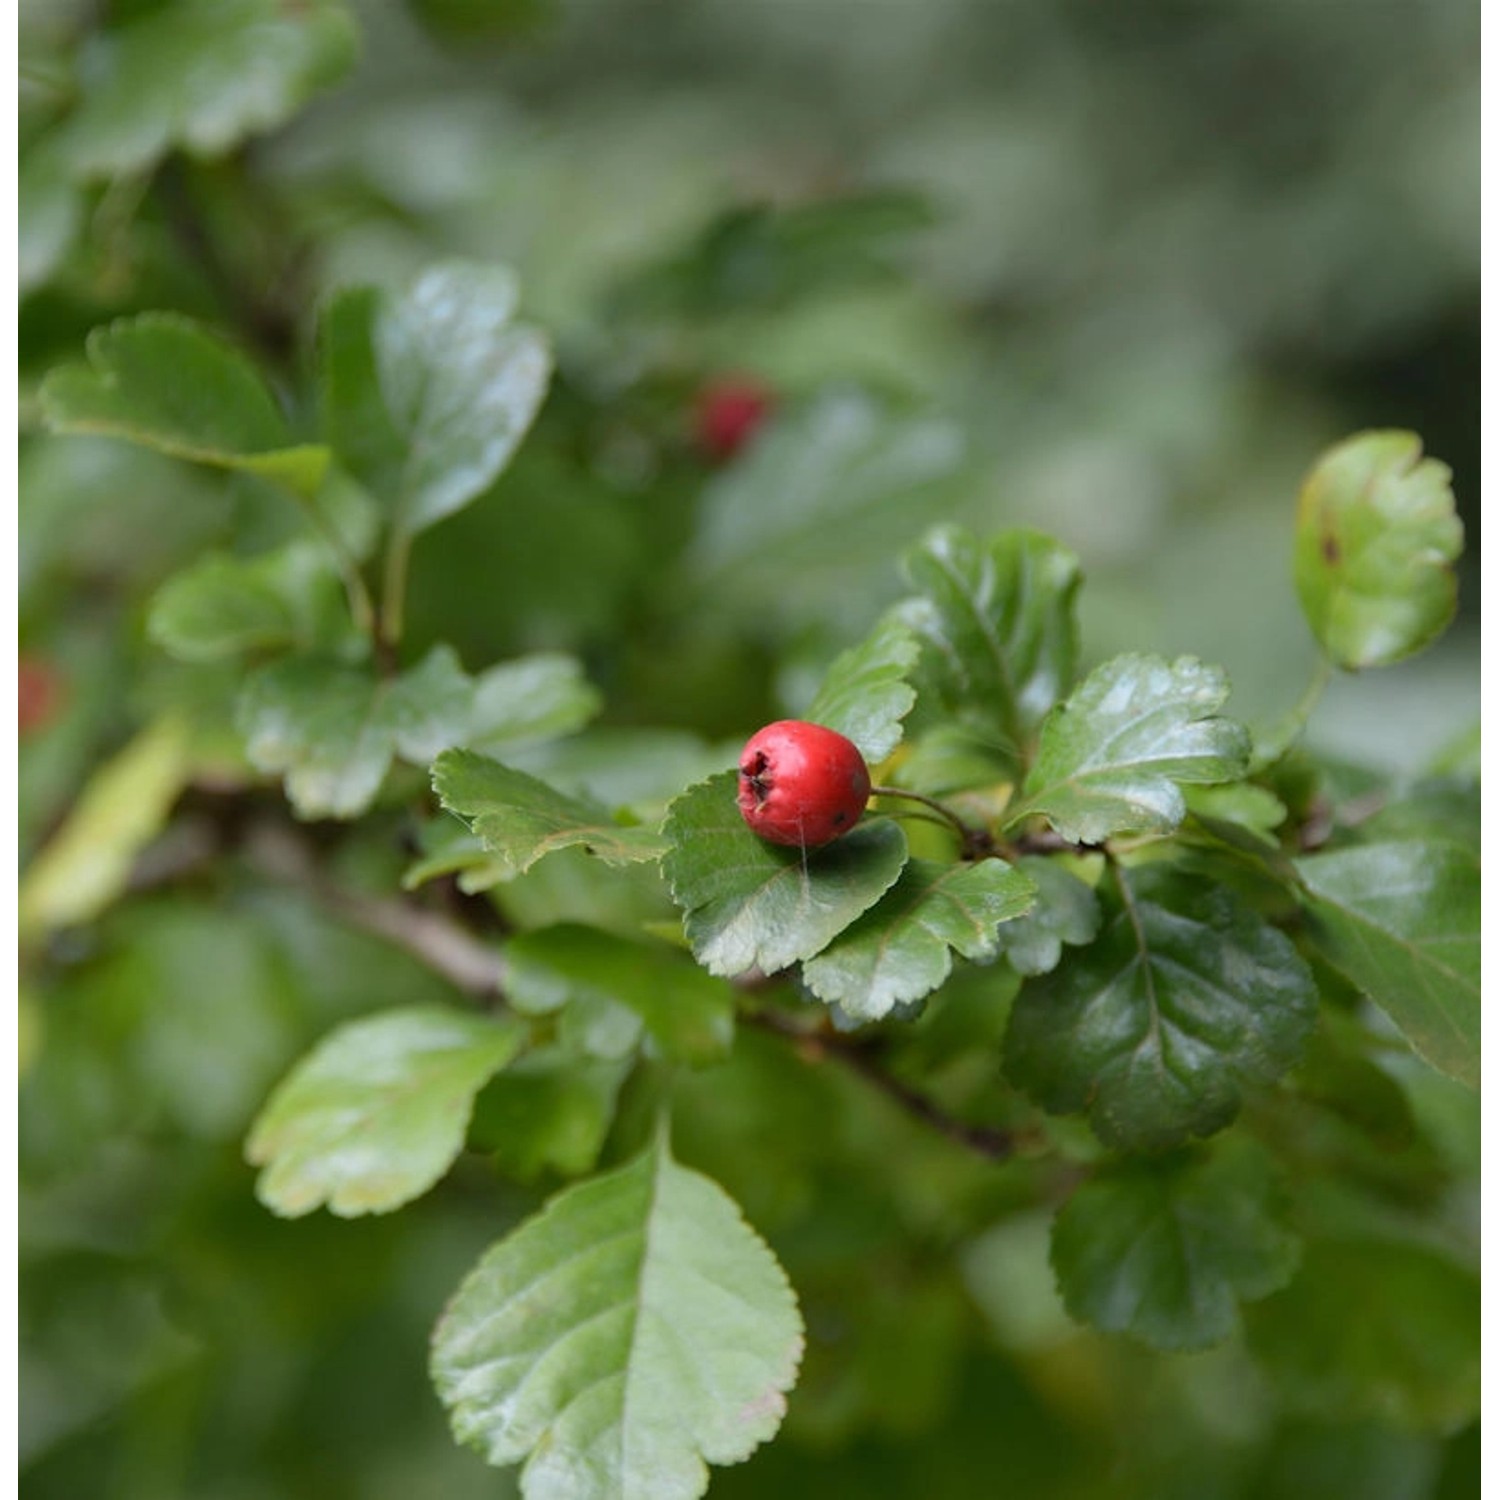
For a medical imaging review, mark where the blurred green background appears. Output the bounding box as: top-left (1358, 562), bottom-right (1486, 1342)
top-left (20, 1), bottom-right (1479, 1496)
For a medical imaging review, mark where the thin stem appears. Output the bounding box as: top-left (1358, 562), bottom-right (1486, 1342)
top-left (868, 784), bottom-right (991, 856)
top-left (379, 529), bottom-right (413, 659)
top-left (743, 1009), bottom-right (1024, 1162)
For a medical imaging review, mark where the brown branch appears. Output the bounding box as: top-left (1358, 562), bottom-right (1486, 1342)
top-left (742, 1008), bottom-right (1024, 1162)
top-left (241, 823), bottom-right (507, 1001)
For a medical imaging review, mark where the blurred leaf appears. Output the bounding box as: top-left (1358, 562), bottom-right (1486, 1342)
top-left (467, 653), bottom-right (602, 748)
top-left (18, 137), bottom-right (82, 294)
top-left (20, 715), bottom-right (191, 936)
top-left (802, 858), bottom-right (1034, 1021)
top-left (1245, 1238), bottom-right (1478, 1431)
top-left (1010, 654), bottom-right (1251, 843)
top-left (469, 1046), bottom-right (628, 1182)
top-left (320, 262), bottom-right (553, 535)
top-left (1293, 431), bottom-right (1463, 670)
top-left (1352, 777), bottom-right (1479, 855)
top-left (1294, 1022), bottom-right (1416, 1152)
top-left (239, 646), bottom-right (473, 819)
top-left (1004, 868), bottom-right (1317, 1152)
top-left (1051, 1138), bottom-right (1300, 1351)
top-left (506, 923), bottom-right (734, 1065)
top-left (60, 0), bottom-right (357, 179)
top-left (662, 772), bottom-right (908, 977)
top-left (1295, 840), bottom-right (1478, 1089)
top-left (432, 749), bottom-right (669, 879)
top-left (990, 855), bottom-right (1101, 977)
top-left (147, 540), bottom-right (359, 661)
top-left (1184, 782), bottom-right (1289, 848)
top-left (897, 525), bottom-right (1081, 759)
top-left (39, 314), bottom-right (329, 501)
top-left (246, 1006), bottom-right (525, 1217)
top-left (805, 613), bottom-right (919, 765)
top-left (505, 729), bottom-right (732, 817)
top-left (687, 388), bottom-right (967, 620)
top-left (431, 1131), bottom-right (802, 1500)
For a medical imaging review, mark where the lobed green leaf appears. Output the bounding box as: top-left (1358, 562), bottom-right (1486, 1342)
top-left (804, 613), bottom-right (920, 765)
top-left (1010, 654), bottom-right (1251, 843)
top-left (1004, 868), bottom-right (1317, 1152)
top-left (989, 855), bottom-right (1102, 977)
top-left (802, 858), bottom-right (1035, 1021)
top-left (1293, 430), bottom-right (1463, 670)
top-left (431, 1131), bottom-right (803, 1500)
top-left (246, 1006), bottom-right (525, 1217)
top-left (897, 524), bottom-right (1081, 759)
top-left (1051, 1138), bottom-right (1300, 1351)
top-left (1295, 840), bottom-right (1479, 1088)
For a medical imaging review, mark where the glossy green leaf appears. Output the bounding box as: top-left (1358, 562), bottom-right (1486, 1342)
top-left (1051, 1138), bottom-right (1300, 1351)
top-left (804, 613), bottom-right (920, 764)
top-left (321, 262), bottom-right (552, 534)
top-left (1010, 654), bottom-right (1251, 843)
top-left (431, 1131), bottom-right (803, 1500)
top-left (802, 858), bottom-right (1035, 1021)
top-left (662, 772), bottom-right (908, 977)
top-left (990, 855), bottom-right (1102, 977)
top-left (469, 1047), bottom-right (629, 1182)
top-left (147, 541), bottom-right (357, 662)
top-left (39, 314), bottom-right (329, 500)
top-left (246, 1006), bottom-right (524, 1217)
top-left (1245, 1238), bottom-right (1479, 1431)
top-left (60, 0), bottom-right (357, 179)
top-left (19, 715), bottom-right (192, 936)
top-left (897, 525), bottom-right (1081, 757)
top-left (432, 749), bottom-right (668, 879)
top-left (1293, 430), bottom-right (1463, 669)
top-left (1004, 869), bottom-right (1317, 1151)
top-left (238, 647), bottom-right (472, 819)
top-left (1295, 840), bottom-right (1479, 1088)
top-left (467, 653), bottom-right (603, 748)
top-left (506, 924), bottom-right (734, 1065)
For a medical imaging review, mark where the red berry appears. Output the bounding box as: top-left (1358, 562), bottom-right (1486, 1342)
top-left (737, 720), bottom-right (871, 848)
top-left (18, 655), bottom-right (64, 737)
top-left (695, 376), bottom-right (773, 462)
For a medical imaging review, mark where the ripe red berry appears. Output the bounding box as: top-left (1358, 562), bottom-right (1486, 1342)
top-left (18, 655), bottom-right (64, 737)
top-left (695, 376), bottom-right (773, 462)
top-left (738, 720), bottom-right (871, 848)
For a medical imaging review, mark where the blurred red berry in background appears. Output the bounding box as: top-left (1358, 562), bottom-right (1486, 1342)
top-left (694, 376), bottom-right (774, 462)
top-left (19, 656), bottom-right (65, 737)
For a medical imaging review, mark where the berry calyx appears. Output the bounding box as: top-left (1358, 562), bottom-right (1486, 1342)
top-left (695, 375), bottom-right (773, 462)
top-left (737, 720), bottom-right (871, 848)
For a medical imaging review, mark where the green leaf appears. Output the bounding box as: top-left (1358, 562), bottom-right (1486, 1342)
top-left (990, 855), bottom-right (1102, 977)
top-left (467, 653), bottom-right (603, 748)
top-left (1051, 1138), bottom-right (1300, 1351)
top-left (507, 924), bottom-right (734, 1065)
top-left (1010, 654), bottom-right (1251, 843)
top-left (802, 858), bottom-right (1035, 1021)
top-left (238, 646), bottom-right (473, 819)
top-left (804, 613), bottom-right (920, 764)
top-left (19, 137), bottom-right (82, 294)
top-left (1004, 868), bottom-right (1317, 1151)
top-left (246, 1006), bottom-right (524, 1217)
top-left (39, 314), bottom-right (329, 501)
top-left (469, 1047), bottom-right (628, 1182)
top-left (431, 1131), bottom-right (803, 1500)
top-left (1293, 430), bottom-right (1463, 669)
top-left (662, 772), bottom-right (908, 977)
top-left (321, 262), bottom-right (553, 534)
top-left (432, 749), bottom-right (669, 879)
top-left (1245, 1238), bottom-right (1478, 1431)
top-left (1295, 840), bottom-right (1479, 1089)
top-left (897, 525), bottom-right (1081, 757)
top-left (147, 541), bottom-right (358, 662)
top-left (1183, 783), bottom-right (1289, 848)
top-left (60, 0), bottom-right (357, 180)
top-left (19, 715), bottom-right (192, 936)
